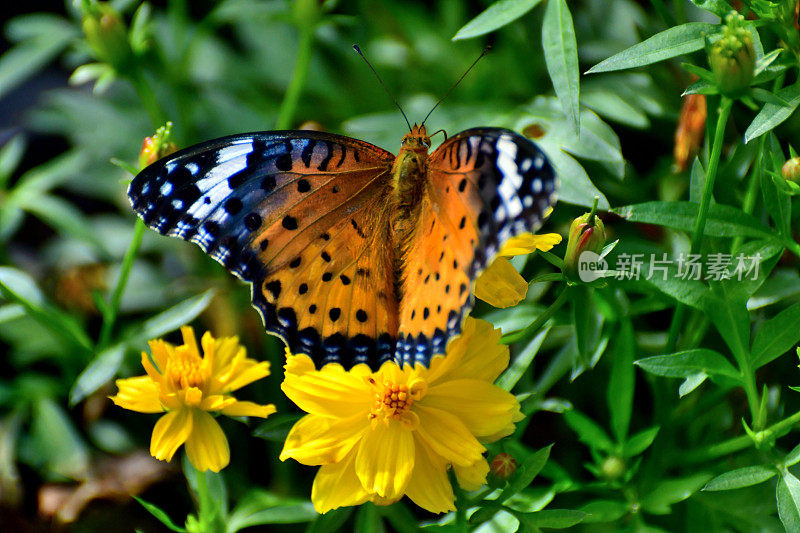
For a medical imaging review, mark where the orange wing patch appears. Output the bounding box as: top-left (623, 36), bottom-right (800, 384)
top-left (396, 128), bottom-right (557, 365)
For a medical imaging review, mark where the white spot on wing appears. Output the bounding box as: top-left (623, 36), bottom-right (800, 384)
top-left (160, 181), bottom-right (173, 195)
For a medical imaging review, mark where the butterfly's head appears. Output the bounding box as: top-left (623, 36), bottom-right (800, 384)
top-left (400, 124), bottom-right (431, 154)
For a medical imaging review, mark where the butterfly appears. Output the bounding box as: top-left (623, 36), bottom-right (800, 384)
top-left (128, 123), bottom-right (557, 369)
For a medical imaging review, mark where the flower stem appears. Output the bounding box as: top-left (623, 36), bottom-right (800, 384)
top-left (127, 66), bottom-right (167, 130)
top-left (502, 287), bottom-right (569, 344)
top-left (275, 28), bottom-right (314, 129)
top-left (98, 218), bottom-right (145, 348)
top-left (666, 96), bottom-right (733, 352)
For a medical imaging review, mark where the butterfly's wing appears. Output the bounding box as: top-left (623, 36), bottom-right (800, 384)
top-left (396, 128), bottom-right (557, 365)
top-left (129, 131), bottom-right (399, 369)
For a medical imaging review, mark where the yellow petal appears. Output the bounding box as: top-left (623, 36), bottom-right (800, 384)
top-left (311, 449), bottom-right (371, 513)
top-left (473, 257), bottom-right (528, 308)
top-left (110, 376), bottom-right (162, 413)
top-left (220, 400), bottom-right (276, 418)
top-left (355, 420), bottom-right (415, 499)
top-left (424, 379), bottom-right (522, 439)
top-left (224, 361), bottom-right (271, 392)
top-left (454, 458), bottom-right (489, 491)
top-left (404, 435), bottom-right (455, 513)
top-left (282, 355), bottom-right (371, 418)
top-left (280, 413), bottom-right (368, 465)
top-left (497, 232), bottom-right (562, 258)
top-left (200, 394), bottom-right (237, 412)
top-left (428, 318), bottom-right (509, 385)
top-left (185, 410), bottom-right (230, 472)
top-left (413, 405), bottom-right (484, 467)
top-left (180, 326), bottom-right (201, 358)
top-left (146, 339), bottom-right (171, 373)
top-left (150, 408), bottom-right (192, 462)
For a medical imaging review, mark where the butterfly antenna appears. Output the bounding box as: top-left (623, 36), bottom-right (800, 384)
top-left (421, 46), bottom-right (491, 128)
top-left (353, 44), bottom-right (412, 132)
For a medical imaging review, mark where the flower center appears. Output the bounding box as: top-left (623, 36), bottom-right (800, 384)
top-left (166, 351), bottom-right (206, 391)
top-left (368, 378), bottom-right (424, 422)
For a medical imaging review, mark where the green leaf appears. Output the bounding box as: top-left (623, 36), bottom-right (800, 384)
top-left (786, 443), bottom-right (800, 467)
top-left (518, 509), bottom-right (586, 528)
top-left (542, 0), bottom-right (580, 133)
top-left (578, 499), bottom-right (628, 523)
top-left (689, 0), bottom-right (732, 17)
top-left (634, 349), bottom-right (740, 380)
top-left (497, 324), bottom-right (551, 391)
top-left (228, 499), bottom-right (316, 531)
top-left (452, 0), bottom-right (543, 40)
top-left (701, 287), bottom-right (750, 364)
top-left (18, 194), bottom-right (109, 257)
top-left (639, 473), bottom-right (712, 514)
top-left (613, 201), bottom-right (775, 239)
top-left (580, 90), bottom-right (649, 128)
top-left (69, 344), bottom-right (125, 406)
top-left (31, 398), bottom-right (90, 479)
top-left (622, 426), bottom-right (660, 457)
top-left (498, 444), bottom-right (553, 504)
top-left (253, 413), bottom-right (304, 442)
top-left (307, 506), bottom-right (352, 533)
top-left (539, 145), bottom-right (609, 208)
top-left (354, 503), bottom-right (383, 533)
top-left (0, 31), bottom-right (76, 100)
top-left (744, 82), bottom-right (800, 143)
top-left (137, 290), bottom-right (216, 342)
top-left (608, 319), bottom-right (634, 443)
top-left (778, 476), bottom-right (800, 531)
top-left (134, 497), bottom-right (187, 532)
top-left (0, 135), bottom-right (26, 189)
top-left (563, 410), bottom-right (613, 451)
top-left (587, 23), bottom-right (716, 74)
top-left (751, 300), bottom-right (800, 369)
top-left (0, 266), bottom-right (44, 306)
top-left (702, 466), bottom-right (777, 491)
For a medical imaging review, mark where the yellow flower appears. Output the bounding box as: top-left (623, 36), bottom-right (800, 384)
top-left (110, 326), bottom-right (276, 472)
top-left (279, 317), bottom-right (522, 514)
top-left (473, 232), bottom-right (563, 308)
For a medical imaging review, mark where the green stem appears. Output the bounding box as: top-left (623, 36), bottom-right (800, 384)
top-left (666, 97), bottom-right (733, 352)
top-left (275, 28), bottom-right (314, 129)
top-left (501, 287), bottom-right (570, 344)
top-left (784, 237), bottom-right (800, 259)
top-left (732, 136), bottom-right (766, 254)
top-left (128, 67), bottom-right (166, 129)
top-left (685, 409), bottom-right (800, 463)
top-left (194, 467), bottom-right (217, 532)
top-left (98, 218), bottom-right (146, 348)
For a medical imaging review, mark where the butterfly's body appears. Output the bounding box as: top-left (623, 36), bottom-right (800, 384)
top-left (129, 125), bottom-right (556, 370)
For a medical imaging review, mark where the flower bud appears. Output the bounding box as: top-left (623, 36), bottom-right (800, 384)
top-left (489, 453), bottom-right (517, 481)
top-left (782, 157), bottom-right (800, 183)
top-left (139, 122), bottom-right (177, 170)
top-left (673, 94), bottom-right (706, 172)
top-left (600, 455), bottom-right (625, 481)
top-left (564, 198), bottom-right (606, 282)
top-left (81, 1), bottom-right (132, 69)
top-left (708, 12), bottom-right (754, 96)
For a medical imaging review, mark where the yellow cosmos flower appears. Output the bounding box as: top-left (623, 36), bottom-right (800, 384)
top-left (474, 232), bottom-right (563, 308)
top-left (279, 317), bottom-right (522, 514)
top-left (110, 326), bottom-right (276, 472)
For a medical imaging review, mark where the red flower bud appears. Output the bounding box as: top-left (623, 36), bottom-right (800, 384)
top-left (490, 453), bottom-right (517, 480)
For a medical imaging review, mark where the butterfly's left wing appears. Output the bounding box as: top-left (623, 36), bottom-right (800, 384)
top-left (128, 131), bottom-right (401, 369)
top-left (396, 128), bottom-right (557, 365)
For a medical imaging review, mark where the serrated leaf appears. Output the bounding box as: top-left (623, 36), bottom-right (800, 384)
top-left (587, 23), bottom-right (716, 74)
top-left (542, 0), bottom-right (580, 133)
top-left (453, 0), bottom-right (543, 40)
top-left (702, 466), bottom-right (777, 491)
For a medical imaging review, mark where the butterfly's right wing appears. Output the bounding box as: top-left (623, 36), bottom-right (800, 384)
top-left (129, 131), bottom-right (399, 369)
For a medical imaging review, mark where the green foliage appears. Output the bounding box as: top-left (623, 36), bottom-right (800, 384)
top-left (3, 0), bottom-right (800, 531)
